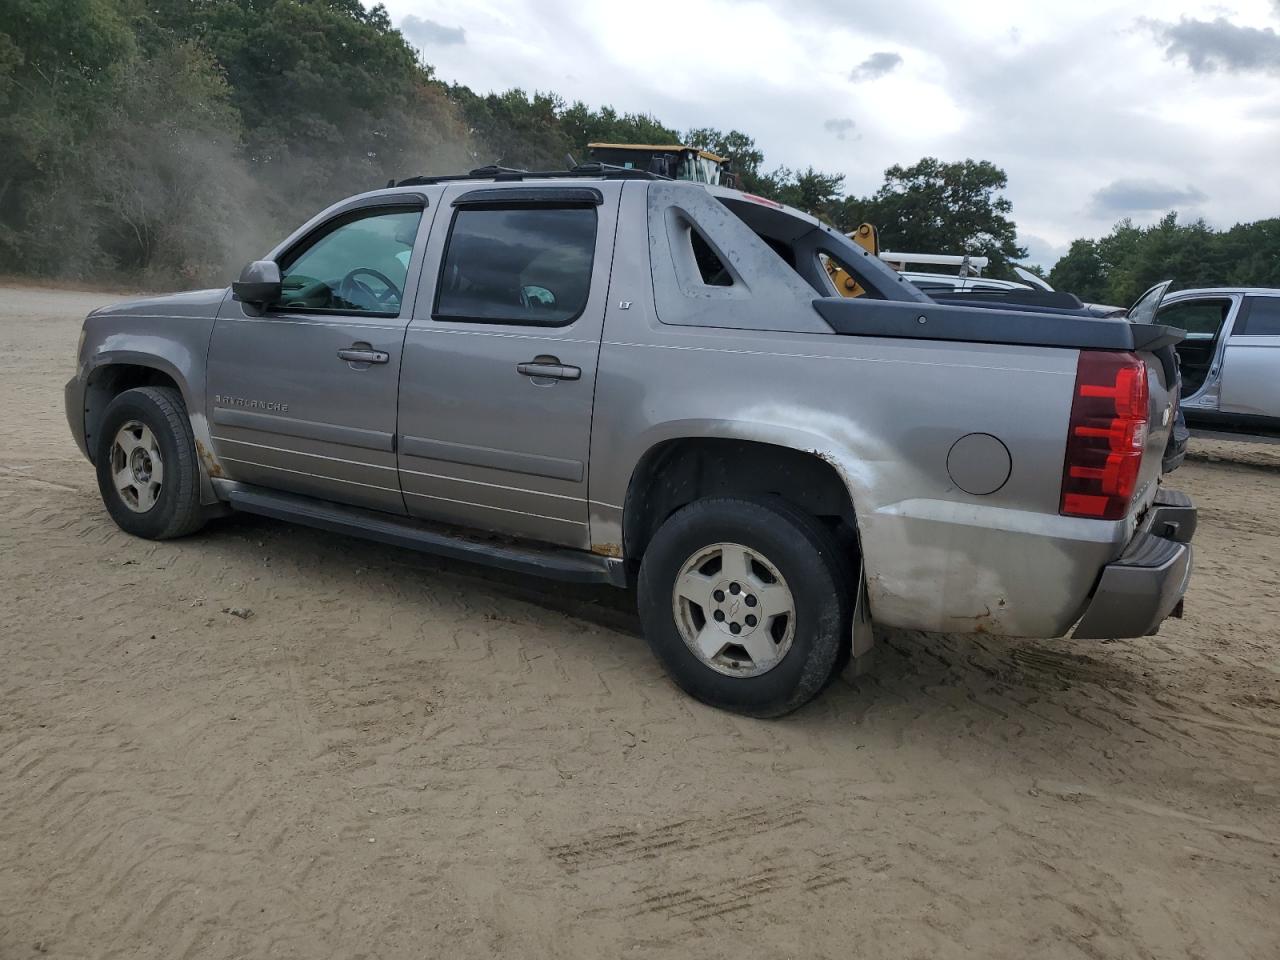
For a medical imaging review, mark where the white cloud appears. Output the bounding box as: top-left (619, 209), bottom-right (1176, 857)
top-left (400, 15), bottom-right (466, 47)
top-left (1089, 179), bottom-right (1208, 216)
top-left (849, 52), bottom-right (903, 81)
top-left (1019, 234), bottom-right (1069, 270)
top-left (1148, 15), bottom-right (1280, 74)
top-left (823, 118), bottom-right (857, 140)
top-left (382, 0), bottom-right (1280, 252)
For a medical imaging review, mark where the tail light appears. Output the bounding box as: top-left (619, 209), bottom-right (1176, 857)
top-left (1060, 351), bottom-right (1149, 520)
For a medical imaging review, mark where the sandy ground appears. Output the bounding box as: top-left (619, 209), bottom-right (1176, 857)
top-left (1188, 431), bottom-right (1280, 472)
top-left (1, 285), bottom-right (1278, 960)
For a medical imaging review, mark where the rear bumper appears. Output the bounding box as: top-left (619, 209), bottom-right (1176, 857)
top-left (1072, 488), bottom-right (1196, 639)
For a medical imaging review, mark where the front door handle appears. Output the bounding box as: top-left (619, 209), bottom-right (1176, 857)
top-left (337, 346), bottom-right (389, 364)
top-left (517, 356), bottom-right (581, 381)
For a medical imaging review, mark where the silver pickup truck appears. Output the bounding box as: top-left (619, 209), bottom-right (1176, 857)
top-left (64, 167), bottom-right (1198, 716)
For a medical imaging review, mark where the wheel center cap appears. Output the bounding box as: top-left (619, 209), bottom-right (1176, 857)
top-left (131, 448), bottom-right (152, 483)
top-left (710, 579), bottom-right (758, 637)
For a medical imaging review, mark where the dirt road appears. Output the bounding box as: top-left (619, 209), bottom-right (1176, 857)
top-left (2, 286), bottom-right (1277, 959)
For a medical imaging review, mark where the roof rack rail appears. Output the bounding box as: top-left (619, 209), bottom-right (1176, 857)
top-left (389, 162), bottom-right (672, 188)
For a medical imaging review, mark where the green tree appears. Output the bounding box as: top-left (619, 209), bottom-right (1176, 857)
top-left (1, 0), bottom-right (474, 279)
top-left (451, 87), bottom-right (572, 169)
top-left (1048, 239), bottom-right (1107, 302)
top-left (837, 158), bottom-right (1027, 273)
top-left (560, 103), bottom-right (680, 159)
top-left (766, 167), bottom-right (845, 218)
top-left (1049, 213), bottom-right (1280, 306)
top-left (1115, 213), bottom-right (1217, 303)
top-left (0, 0), bottom-right (137, 271)
top-left (1219, 219), bottom-right (1280, 288)
top-left (87, 41), bottom-right (253, 285)
top-left (151, 0), bottom-right (467, 196)
top-left (684, 127), bottom-right (770, 193)
top-left (8, 0), bottom-right (1279, 299)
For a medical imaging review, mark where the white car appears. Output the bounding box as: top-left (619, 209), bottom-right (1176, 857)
top-left (1156, 288), bottom-right (1280, 428)
top-left (878, 251), bottom-right (1035, 295)
top-left (886, 253), bottom-right (1128, 317)
top-left (900, 271), bottom-right (1035, 294)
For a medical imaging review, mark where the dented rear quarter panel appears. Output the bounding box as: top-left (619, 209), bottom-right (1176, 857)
top-left (589, 182), bottom-right (1132, 637)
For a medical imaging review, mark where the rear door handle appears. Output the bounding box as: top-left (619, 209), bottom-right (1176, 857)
top-left (337, 346), bottom-right (389, 364)
top-left (517, 357), bottom-right (581, 381)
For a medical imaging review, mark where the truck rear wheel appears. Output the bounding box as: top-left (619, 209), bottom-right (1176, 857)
top-left (94, 386), bottom-right (206, 540)
top-left (637, 497), bottom-right (851, 717)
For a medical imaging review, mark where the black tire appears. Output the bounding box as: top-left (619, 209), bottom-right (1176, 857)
top-left (636, 497), bottom-right (852, 718)
top-left (94, 386), bottom-right (206, 540)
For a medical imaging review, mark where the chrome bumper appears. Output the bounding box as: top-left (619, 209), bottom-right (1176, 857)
top-left (1072, 488), bottom-right (1196, 639)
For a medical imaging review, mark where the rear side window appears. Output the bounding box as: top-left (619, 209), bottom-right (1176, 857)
top-left (435, 206), bottom-right (597, 326)
top-left (691, 229), bottom-right (733, 286)
top-left (1157, 298), bottom-right (1231, 339)
top-left (1236, 296), bottom-right (1280, 336)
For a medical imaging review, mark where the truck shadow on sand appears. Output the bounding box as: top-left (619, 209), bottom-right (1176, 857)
top-left (176, 511), bottom-right (1280, 790)
top-left (201, 512), bottom-right (1159, 734)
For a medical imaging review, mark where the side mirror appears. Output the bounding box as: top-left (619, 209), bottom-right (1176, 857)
top-left (232, 260), bottom-right (282, 306)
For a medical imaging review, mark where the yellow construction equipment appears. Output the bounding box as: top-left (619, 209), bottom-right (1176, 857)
top-left (825, 223), bottom-right (880, 298)
top-left (586, 143), bottom-right (737, 187)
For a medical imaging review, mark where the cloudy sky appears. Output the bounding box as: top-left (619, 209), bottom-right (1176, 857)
top-left (383, 0), bottom-right (1280, 266)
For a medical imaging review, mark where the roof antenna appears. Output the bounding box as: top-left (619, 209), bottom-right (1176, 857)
top-left (565, 153), bottom-right (578, 171)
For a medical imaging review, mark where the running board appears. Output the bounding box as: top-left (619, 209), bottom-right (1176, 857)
top-left (224, 484), bottom-right (626, 587)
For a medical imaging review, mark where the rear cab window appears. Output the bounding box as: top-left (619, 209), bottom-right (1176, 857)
top-left (434, 204), bottom-right (598, 327)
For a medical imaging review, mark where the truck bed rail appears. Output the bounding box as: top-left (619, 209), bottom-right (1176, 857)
top-left (813, 298), bottom-right (1184, 352)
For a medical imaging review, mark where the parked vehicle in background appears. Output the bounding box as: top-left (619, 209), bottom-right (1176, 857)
top-left (900, 271), bottom-right (1034, 294)
top-left (884, 252), bottom-right (1128, 317)
top-left (1151, 289), bottom-right (1280, 429)
top-left (64, 167), bottom-right (1197, 717)
top-left (877, 252), bottom-right (1034, 295)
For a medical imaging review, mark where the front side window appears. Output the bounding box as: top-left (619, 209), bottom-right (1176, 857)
top-left (1157, 299), bottom-right (1231, 339)
top-left (278, 208), bottom-right (422, 315)
top-left (435, 206), bottom-right (597, 326)
top-left (1237, 296), bottom-right (1280, 336)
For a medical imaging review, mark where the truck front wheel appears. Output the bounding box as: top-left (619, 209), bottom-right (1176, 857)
top-left (637, 497), bottom-right (851, 717)
top-left (94, 386), bottom-right (206, 540)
